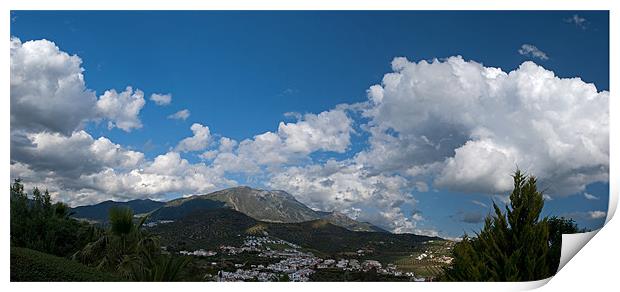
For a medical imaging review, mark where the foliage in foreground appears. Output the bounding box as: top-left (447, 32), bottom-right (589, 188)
top-left (10, 179), bottom-right (101, 257)
top-left (442, 170), bottom-right (582, 281)
top-left (10, 246), bottom-right (121, 282)
top-left (73, 206), bottom-right (189, 281)
top-left (11, 179), bottom-right (188, 281)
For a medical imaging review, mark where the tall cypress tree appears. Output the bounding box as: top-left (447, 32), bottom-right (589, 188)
top-left (442, 170), bottom-right (553, 281)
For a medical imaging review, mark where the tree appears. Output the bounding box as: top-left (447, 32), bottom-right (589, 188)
top-left (10, 179), bottom-right (188, 281)
top-left (74, 206), bottom-right (188, 281)
top-left (547, 216), bottom-right (582, 273)
top-left (10, 179), bottom-right (99, 257)
top-left (442, 170), bottom-right (562, 281)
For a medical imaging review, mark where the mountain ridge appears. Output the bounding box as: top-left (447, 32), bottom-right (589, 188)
top-left (71, 198), bottom-right (165, 223)
top-left (71, 186), bottom-right (386, 232)
top-left (159, 186), bottom-right (387, 232)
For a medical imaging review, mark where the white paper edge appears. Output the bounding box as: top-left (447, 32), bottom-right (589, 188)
top-left (550, 159), bottom-right (618, 280)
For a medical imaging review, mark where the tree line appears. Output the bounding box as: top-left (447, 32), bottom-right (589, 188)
top-left (10, 179), bottom-right (188, 281)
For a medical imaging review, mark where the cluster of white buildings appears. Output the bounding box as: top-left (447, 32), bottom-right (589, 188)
top-left (267, 255), bottom-right (322, 273)
top-left (197, 235), bottom-right (425, 282)
top-left (242, 236), bottom-right (301, 249)
top-left (217, 269), bottom-right (278, 282)
top-left (219, 245), bottom-right (259, 255)
top-left (415, 249), bottom-right (454, 264)
top-left (144, 220), bottom-right (174, 228)
top-left (219, 236), bottom-right (302, 255)
top-left (179, 249), bottom-right (217, 257)
top-left (218, 237), bottom-right (322, 281)
top-left (321, 258), bottom-right (398, 275)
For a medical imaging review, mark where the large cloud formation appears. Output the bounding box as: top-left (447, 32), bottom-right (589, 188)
top-left (206, 109), bottom-right (353, 173)
top-left (268, 56), bottom-right (608, 233)
top-left (267, 160), bottom-right (434, 235)
top-left (11, 37), bottom-right (147, 134)
top-left (10, 38), bottom-right (97, 135)
top-left (358, 56), bottom-right (608, 196)
top-left (9, 38), bottom-right (355, 206)
top-left (10, 37), bottom-right (609, 234)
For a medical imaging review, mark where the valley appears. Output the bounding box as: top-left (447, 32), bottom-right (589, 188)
top-left (70, 186), bottom-right (454, 281)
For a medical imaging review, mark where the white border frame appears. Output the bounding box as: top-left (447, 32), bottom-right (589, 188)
top-left (2, 1), bottom-right (617, 291)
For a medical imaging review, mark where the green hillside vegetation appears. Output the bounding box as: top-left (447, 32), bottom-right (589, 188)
top-left (10, 179), bottom-right (102, 257)
top-left (266, 219), bottom-right (438, 255)
top-left (11, 177), bottom-right (189, 282)
top-left (11, 247), bottom-right (121, 281)
top-left (149, 198), bottom-right (227, 221)
top-left (150, 207), bottom-right (439, 256)
top-left (151, 208), bottom-right (259, 250)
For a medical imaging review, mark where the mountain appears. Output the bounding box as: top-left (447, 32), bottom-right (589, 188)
top-left (317, 211), bottom-right (387, 233)
top-left (71, 199), bottom-right (165, 223)
top-left (150, 186), bottom-right (385, 232)
top-left (70, 186), bottom-right (385, 232)
top-left (201, 186), bottom-right (319, 223)
top-left (149, 207), bottom-right (439, 255)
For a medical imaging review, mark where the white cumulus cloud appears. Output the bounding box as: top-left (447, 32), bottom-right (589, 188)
top-left (11, 130), bottom-right (144, 178)
top-left (206, 109), bottom-right (354, 174)
top-left (175, 123), bottom-right (212, 152)
top-left (11, 37), bottom-right (147, 135)
top-left (278, 110), bottom-right (352, 154)
top-left (168, 109), bottom-right (191, 120)
top-left (518, 44), bottom-right (549, 60)
top-left (96, 86), bottom-right (146, 132)
top-left (10, 37), bottom-right (97, 135)
top-left (268, 159), bottom-right (431, 234)
top-left (150, 93), bottom-right (172, 106)
top-left (360, 56), bottom-right (608, 197)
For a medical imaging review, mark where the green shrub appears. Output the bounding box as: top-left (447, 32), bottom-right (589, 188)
top-left (10, 247), bottom-right (121, 282)
top-left (10, 179), bottom-right (102, 257)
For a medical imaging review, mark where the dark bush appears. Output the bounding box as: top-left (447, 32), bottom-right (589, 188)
top-left (10, 247), bottom-right (121, 282)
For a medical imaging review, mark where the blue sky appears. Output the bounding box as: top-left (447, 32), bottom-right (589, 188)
top-left (10, 11), bottom-right (609, 237)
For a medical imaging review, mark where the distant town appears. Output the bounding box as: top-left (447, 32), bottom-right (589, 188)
top-left (173, 235), bottom-right (454, 282)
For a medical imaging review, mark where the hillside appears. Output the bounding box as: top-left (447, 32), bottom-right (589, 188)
top-left (149, 197), bottom-right (226, 221)
top-left (149, 208), bottom-right (439, 255)
top-left (71, 199), bottom-right (165, 223)
top-left (266, 219), bottom-right (438, 254)
top-left (150, 208), bottom-right (258, 250)
top-left (10, 247), bottom-right (121, 281)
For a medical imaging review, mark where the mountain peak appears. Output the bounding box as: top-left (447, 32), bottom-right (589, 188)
top-left (203, 187), bottom-right (316, 223)
top-left (72, 186), bottom-right (386, 233)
